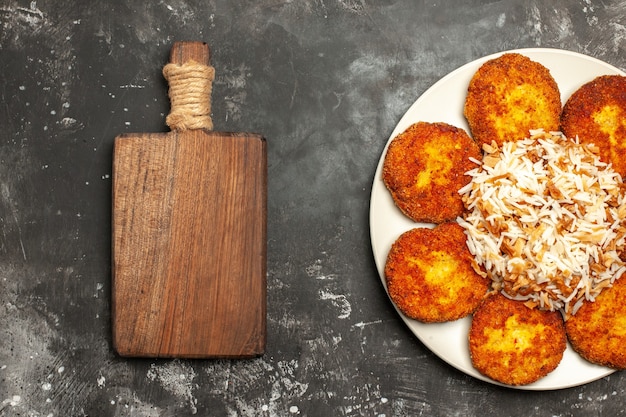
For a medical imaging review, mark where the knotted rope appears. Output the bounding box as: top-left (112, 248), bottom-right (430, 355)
top-left (162, 60), bottom-right (215, 131)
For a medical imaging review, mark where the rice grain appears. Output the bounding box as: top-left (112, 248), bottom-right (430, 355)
top-left (458, 130), bottom-right (626, 318)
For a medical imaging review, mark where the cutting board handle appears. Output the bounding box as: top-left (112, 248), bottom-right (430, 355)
top-left (162, 41), bottom-right (215, 131)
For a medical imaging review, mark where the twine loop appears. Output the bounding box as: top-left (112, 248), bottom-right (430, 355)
top-left (163, 60), bottom-right (215, 131)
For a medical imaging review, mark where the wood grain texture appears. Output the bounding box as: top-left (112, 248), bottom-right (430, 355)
top-left (111, 42), bottom-right (267, 358)
top-left (169, 40), bottom-right (210, 65)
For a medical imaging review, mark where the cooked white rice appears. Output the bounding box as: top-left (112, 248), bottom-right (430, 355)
top-left (458, 130), bottom-right (626, 318)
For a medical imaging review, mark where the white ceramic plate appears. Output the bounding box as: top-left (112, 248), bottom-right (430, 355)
top-left (370, 48), bottom-right (626, 390)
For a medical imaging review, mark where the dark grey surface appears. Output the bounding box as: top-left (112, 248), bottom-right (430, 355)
top-left (2, 0), bottom-right (626, 416)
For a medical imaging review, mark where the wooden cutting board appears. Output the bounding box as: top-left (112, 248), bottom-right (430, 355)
top-left (112, 41), bottom-right (266, 358)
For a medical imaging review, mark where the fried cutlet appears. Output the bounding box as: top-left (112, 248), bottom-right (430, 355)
top-left (469, 293), bottom-right (566, 386)
top-left (464, 53), bottom-right (561, 147)
top-left (565, 277), bottom-right (626, 369)
top-left (384, 222), bottom-right (490, 323)
top-left (561, 74), bottom-right (626, 178)
top-left (382, 121), bottom-right (481, 224)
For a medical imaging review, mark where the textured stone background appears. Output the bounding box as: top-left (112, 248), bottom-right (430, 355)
top-left (1, 1), bottom-right (626, 416)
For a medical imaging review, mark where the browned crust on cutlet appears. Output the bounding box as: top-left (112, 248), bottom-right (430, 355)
top-left (469, 293), bottom-right (566, 386)
top-left (382, 121), bottom-right (481, 224)
top-left (565, 277), bottom-right (626, 369)
top-left (384, 222), bottom-right (490, 323)
top-left (560, 74), bottom-right (626, 178)
top-left (464, 53), bottom-right (561, 147)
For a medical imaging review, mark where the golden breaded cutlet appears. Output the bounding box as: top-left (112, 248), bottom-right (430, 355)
top-left (565, 277), bottom-right (626, 369)
top-left (384, 222), bottom-right (490, 323)
top-left (469, 293), bottom-right (566, 386)
top-left (561, 75), bottom-right (626, 178)
top-left (382, 121), bottom-right (481, 224)
top-left (464, 53), bottom-right (561, 147)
